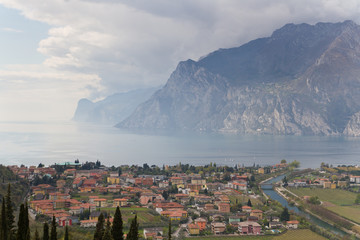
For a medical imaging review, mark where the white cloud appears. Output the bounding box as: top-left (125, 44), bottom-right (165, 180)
top-left (0, 64), bottom-right (102, 121)
top-left (1, 0), bottom-right (360, 120)
top-left (1, 27), bottom-right (23, 33)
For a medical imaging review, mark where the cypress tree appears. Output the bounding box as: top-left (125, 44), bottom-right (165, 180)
top-left (50, 216), bottom-right (57, 240)
top-left (280, 207), bottom-right (290, 221)
top-left (168, 220), bottom-right (171, 240)
top-left (247, 199), bottom-right (252, 207)
top-left (6, 184), bottom-right (15, 239)
top-left (1, 197), bottom-right (7, 240)
top-left (102, 218), bottom-right (112, 240)
top-left (93, 213), bottom-right (105, 240)
top-left (126, 215), bottom-right (138, 240)
top-left (16, 204), bottom-right (25, 240)
top-left (42, 223), bottom-right (49, 240)
top-left (34, 229), bottom-right (40, 240)
top-left (64, 226), bottom-right (69, 240)
top-left (25, 203), bottom-right (30, 240)
top-left (111, 207), bottom-right (123, 240)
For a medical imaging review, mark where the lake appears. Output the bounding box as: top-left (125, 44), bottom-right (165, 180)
top-left (0, 121), bottom-right (359, 168)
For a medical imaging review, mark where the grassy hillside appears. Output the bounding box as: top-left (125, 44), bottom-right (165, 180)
top-left (0, 165), bottom-right (29, 205)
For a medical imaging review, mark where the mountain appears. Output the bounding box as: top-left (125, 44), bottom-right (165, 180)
top-left (117, 20), bottom-right (360, 136)
top-left (73, 87), bottom-right (159, 124)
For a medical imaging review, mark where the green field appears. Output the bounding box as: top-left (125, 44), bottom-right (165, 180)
top-left (273, 229), bottom-right (326, 240)
top-left (71, 192), bottom-right (122, 201)
top-left (227, 194), bottom-right (263, 206)
top-left (96, 207), bottom-right (165, 226)
top-left (327, 205), bottom-right (360, 224)
top-left (288, 187), bottom-right (357, 206)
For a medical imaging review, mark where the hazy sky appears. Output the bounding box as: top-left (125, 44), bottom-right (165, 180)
top-left (0, 0), bottom-right (360, 121)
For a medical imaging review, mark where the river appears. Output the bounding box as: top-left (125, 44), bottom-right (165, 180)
top-left (261, 174), bottom-right (347, 236)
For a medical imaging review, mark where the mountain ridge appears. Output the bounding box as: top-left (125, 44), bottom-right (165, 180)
top-left (73, 87), bottom-right (160, 124)
top-left (117, 20), bottom-right (360, 136)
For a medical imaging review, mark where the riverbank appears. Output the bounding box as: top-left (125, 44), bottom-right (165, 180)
top-left (281, 187), bottom-right (360, 238)
top-left (260, 174), bottom-right (348, 238)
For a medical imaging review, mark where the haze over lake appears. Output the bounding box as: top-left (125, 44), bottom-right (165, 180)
top-left (0, 121), bottom-right (359, 168)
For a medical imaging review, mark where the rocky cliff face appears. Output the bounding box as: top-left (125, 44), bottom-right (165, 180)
top-left (118, 21), bottom-right (360, 136)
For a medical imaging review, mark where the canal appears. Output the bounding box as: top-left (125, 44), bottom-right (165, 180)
top-left (261, 174), bottom-right (347, 236)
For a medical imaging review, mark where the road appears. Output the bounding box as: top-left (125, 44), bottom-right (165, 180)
top-left (173, 217), bottom-right (191, 239)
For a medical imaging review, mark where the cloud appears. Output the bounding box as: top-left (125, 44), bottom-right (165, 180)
top-left (1, 27), bottom-right (23, 33)
top-left (0, 0), bottom-right (360, 120)
top-left (0, 64), bottom-right (102, 121)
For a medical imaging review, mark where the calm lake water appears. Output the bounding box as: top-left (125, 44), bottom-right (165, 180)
top-left (0, 121), bottom-right (360, 168)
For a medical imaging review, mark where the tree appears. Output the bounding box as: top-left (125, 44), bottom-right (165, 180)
top-left (25, 204), bottom-right (30, 240)
top-left (280, 207), bottom-right (290, 221)
top-left (225, 224), bottom-right (236, 234)
top-left (282, 176), bottom-right (288, 187)
top-left (355, 194), bottom-right (360, 204)
top-left (331, 175), bottom-right (338, 182)
top-left (64, 226), bottom-right (69, 240)
top-left (247, 199), bottom-right (252, 207)
top-left (250, 175), bottom-right (255, 182)
top-left (34, 229), bottom-right (40, 240)
top-left (126, 215), bottom-right (138, 240)
top-left (309, 196), bottom-right (321, 205)
top-left (94, 213), bottom-right (105, 240)
top-left (6, 184), bottom-right (15, 239)
top-left (111, 207), bottom-right (123, 240)
top-left (102, 218), bottom-right (112, 240)
top-left (42, 223), bottom-right (49, 240)
top-left (16, 203), bottom-right (27, 240)
top-left (168, 220), bottom-right (171, 240)
top-left (50, 216), bottom-right (57, 240)
top-left (162, 191), bottom-right (169, 200)
top-left (289, 160), bottom-right (300, 168)
top-left (1, 197), bottom-right (7, 240)
top-left (281, 159), bottom-right (287, 164)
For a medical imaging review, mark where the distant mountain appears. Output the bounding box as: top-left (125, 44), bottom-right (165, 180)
top-left (117, 21), bottom-right (360, 136)
top-left (73, 87), bottom-right (159, 124)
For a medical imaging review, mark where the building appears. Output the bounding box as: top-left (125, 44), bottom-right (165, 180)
top-left (217, 203), bottom-right (230, 213)
top-left (338, 181), bottom-right (347, 187)
top-left (80, 219), bottom-right (97, 228)
top-left (350, 175), bottom-right (360, 184)
top-left (287, 220), bottom-right (299, 229)
top-left (242, 206), bottom-right (252, 212)
top-left (191, 178), bottom-right (206, 185)
top-left (58, 217), bottom-right (72, 227)
top-left (170, 177), bottom-right (184, 185)
top-left (113, 198), bottom-right (128, 207)
top-left (211, 222), bottom-right (226, 234)
top-left (94, 198), bottom-right (107, 207)
top-left (143, 228), bottom-right (163, 239)
top-left (238, 221), bottom-right (261, 235)
top-left (188, 223), bottom-right (200, 235)
top-left (160, 210), bottom-right (188, 221)
top-left (69, 206), bottom-right (83, 215)
top-left (194, 218), bottom-right (207, 231)
top-left (250, 209), bottom-right (263, 220)
top-left (107, 177), bottom-right (120, 184)
top-left (229, 215), bottom-right (241, 224)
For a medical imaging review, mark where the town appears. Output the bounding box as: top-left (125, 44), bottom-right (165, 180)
top-left (3, 160), bottom-right (360, 240)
